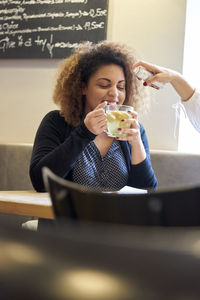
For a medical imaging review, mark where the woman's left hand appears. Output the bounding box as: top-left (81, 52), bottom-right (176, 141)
top-left (116, 110), bottom-right (141, 145)
top-left (117, 110), bottom-right (147, 164)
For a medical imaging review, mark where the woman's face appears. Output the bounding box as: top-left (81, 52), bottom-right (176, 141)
top-left (82, 64), bottom-right (126, 114)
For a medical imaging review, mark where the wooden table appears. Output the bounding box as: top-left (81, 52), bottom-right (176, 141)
top-left (0, 186), bottom-right (147, 220)
top-left (0, 190), bottom-right (54, 219)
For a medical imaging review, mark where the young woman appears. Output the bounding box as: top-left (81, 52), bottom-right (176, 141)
top-left (30, 41), bottom-right (157, 192)
top-left (132, 61), bottom-right (200, 133)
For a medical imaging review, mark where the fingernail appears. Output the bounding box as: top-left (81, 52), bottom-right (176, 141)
top-left (143, 82), bottom-right (147, 86)
top-left (118, 128), bottom-right (121, 131)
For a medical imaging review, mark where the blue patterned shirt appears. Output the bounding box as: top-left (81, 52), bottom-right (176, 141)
top-left (72, 140), bottom-right (128, 191)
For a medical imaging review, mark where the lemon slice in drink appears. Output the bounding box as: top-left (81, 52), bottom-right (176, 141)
top-left (107, 112), bottom-right (117, 122)
top-left (115, 111), bottom-right (130, 120)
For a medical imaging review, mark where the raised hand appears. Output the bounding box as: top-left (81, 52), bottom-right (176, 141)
top-left (84, 101), bottom-right (107, 135)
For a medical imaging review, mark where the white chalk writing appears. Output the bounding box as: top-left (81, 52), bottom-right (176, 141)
top-left (0, 34), bottom-right (80, 57)
top-left (0, 0), bottom-right (88, 5)
top-left (0, 8), bottom-right (107, 21)
top-left (0, 21), bottom-right (104, 35)
top-left (0, 0), bottom-right (107, 57)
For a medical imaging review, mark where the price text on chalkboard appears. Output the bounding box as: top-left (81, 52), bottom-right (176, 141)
top-left (0, 0), bottom-right (108, 58)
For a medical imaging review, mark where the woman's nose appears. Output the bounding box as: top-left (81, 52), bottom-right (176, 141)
top-left (108, 86), bottom-right (118, 98)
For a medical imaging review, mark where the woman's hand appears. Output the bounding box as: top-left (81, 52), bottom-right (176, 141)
top-left (116, 110), bottom-right (147, 164)
top-left (116, 110), bottom-right (140, 144)
top-left (132, 61), bottom-right (177, 89)
top-left (84, 102), bottom-right (107, 135)
top-left (132, 61), bottom-right (195, 101)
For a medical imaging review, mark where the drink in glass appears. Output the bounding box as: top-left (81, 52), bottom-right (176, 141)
top-left (104, 104), bottom-right (133, 137)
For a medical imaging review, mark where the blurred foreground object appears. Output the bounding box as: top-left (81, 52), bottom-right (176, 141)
top-left (43, 167), bottom-right (200, 226)
top-left (1, 220), bottom-right (200, 299)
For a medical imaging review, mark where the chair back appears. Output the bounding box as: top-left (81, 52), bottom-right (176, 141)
top-left (43, 167), bottom-right (200, 226)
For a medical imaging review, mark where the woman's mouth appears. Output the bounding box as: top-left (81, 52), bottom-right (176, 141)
top-left (104, 100), bottom-right (119, 104)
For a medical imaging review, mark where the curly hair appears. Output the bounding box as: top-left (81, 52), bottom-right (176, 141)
top-left (53, 41), bottom-right (149, 127)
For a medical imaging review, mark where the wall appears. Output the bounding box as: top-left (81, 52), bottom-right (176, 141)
top-left (0, 0), bottom-right (186, 150)
top-left (179, 0), bottom-right (200, 153)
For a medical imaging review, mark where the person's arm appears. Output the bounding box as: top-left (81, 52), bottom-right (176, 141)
top-left (116, 110), bottom-right (147, 164)
top-left (181, 91), bottom-right (200, 133)
top-left (116, 108), bottom-right (157, 189)
top-left (127, 124), bottom-right (158, 190)
top-left (29, 111), bottom-right (96, 192)
top-left (132, 61), bottom-right (200, 133)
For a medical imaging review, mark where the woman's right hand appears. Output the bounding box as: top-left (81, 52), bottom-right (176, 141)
top-left (84, 102), bottom-right (107, 135)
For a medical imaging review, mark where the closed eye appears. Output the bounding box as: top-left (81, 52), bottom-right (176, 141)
top-left (117, 86), bottom-right (125, 90)
top-left (98, 84), bottom-right (110, 89)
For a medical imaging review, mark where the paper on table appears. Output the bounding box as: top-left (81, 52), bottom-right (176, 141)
top-left (117, 185), bottom-right (147, 194)
top-left (104, 186), bottom-right (147, 194)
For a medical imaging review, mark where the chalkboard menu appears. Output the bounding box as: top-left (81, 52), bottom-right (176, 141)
top-left (0, 0), bottom-right (108, 58)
